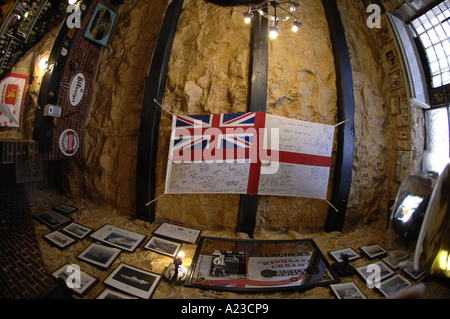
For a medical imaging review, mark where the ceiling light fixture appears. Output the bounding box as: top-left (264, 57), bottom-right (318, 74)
top-left (243, 1), bottom-right (304, 38)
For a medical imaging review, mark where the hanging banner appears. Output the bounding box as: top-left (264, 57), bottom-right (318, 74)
top-left (165, 112), bottom-right (335, 199)
top-left (0, 73), bottom-right (28, 128)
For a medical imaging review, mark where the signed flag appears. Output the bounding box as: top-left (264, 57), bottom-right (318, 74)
top-left (0, 73), bottom-right (28, 128)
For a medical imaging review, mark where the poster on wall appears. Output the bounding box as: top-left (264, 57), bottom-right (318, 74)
top-left (0, 73), bottom-right (28, 128)
top-left (185, 237), bottom-right (340, 291)
top-left (83, 3), bottom-right (117, 46)
top-left (165, 112), bottom-right (335, 200)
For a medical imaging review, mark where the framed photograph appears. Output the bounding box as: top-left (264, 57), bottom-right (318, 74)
top-left (356, 260), bottom-right (395, 283)
top-left (400, 96), bottom-right (410, 126)
top-left (388, 69), bottom-right (404, 90)
top-left (96, 289), bottom-right (136, 299)
top-left (34, 210), bottom-right (72, 230)
top-left (328, 247), bottom-right (361, 262)
top-left (330, 281), bottom-right (366, 299)
top-left (403, 264), bottom-right (426, 281)
top-left (378, 26), bottom-right (392, 45)
top-left (43, 231), bottom-right (76, 250)
top-left (385, 49), bottom-right (399, 68)
top-left (185, 237), bottom-right (340, 292)
top-left (103, 263), bottom-right (161, 299)
top-left (144, 236), bottom-right (182, 258)
top-left (378, 274), bottom-right (412, 298)
top-left (152, 222), bottom-right (201, 244)
top-left (90, 224), bottom-right (146, 252)
top-left (51, 263), bottom-right (98, 296)
top-left (53, 204), bottom-right (78, 215)
top-left (83, 3), bottom-right (117, 46)
top-left (360, 243), bottom-right (387, 259)
top-left (62, 222), bottom-right (93, 240)
top-left (382, 250), bottom-right (409, 270)
top-left (389, 96), bottom-right (400, 115)
top-left (77, 243), bottom-right (121, 270)
top-left (399, 130), bottom-right (409, 140)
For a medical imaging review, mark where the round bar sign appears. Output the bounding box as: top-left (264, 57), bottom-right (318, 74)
top-left (59, 129), bottom-right (79, 156)
top-left (68, 72), bottom-right (85, 107)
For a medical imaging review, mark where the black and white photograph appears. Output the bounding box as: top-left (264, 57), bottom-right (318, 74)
top-left (51, 263), bottom-right (98, 296)
top-left (152, 222), bottom-right (201, 244)
top-left (208, 250), bottom-right (247, 278)
top-left (144, 236), bottom-right (181, 258)
top-left (77, 243), bottom-right (121, 270)
top-left (356, 260), bottom-right (395, 283)
top-left (62, 222), bottom-right (93, 240)
top-left (53, 204), bottom-right (78, 215)
top-left (328, 247), bottom-right (361, 262)
top-left (43, 230), bottom-right (76, 249)
top-left (330, 281), bottom-right (366, 299)
top-left (103, 263), bottom-right (161, 299)
top-left (96, 289), bottom-right (136, 299)
top-left (378, 274), bottom-right (412, 298)
top-left (382, 250), bottom-right (409, 269)
top-left (90, 224), bottom-right (146, 252)
top-left (359, 243), bottom-right (387, 259)
top-left (403, 263), bottom-right (426, 281)
top-left (34, 210), bottom-right (72, 230)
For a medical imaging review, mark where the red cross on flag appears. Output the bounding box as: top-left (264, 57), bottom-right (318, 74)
top-left (0, 73), bottom-right (28, 128)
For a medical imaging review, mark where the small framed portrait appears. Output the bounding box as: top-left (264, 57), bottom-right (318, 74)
top-left (385, 49), bottom-right (399, 68)
top-left (144, 236), bottom-right (182, 258)
top-left (62, 222), bottom-right (93, 240)
top-left (77, 243), bottom-right (121, 270)
top-left (356, 260), bottom-right (395, 283)
top-left (389, 96), bottom-right (400, 115)
top-left (330, 281), bottom-right (366, 299)
top-left (378, 274), bottom-right (412, 298)
top-left (53, 204), bottom-right (78, 215)
top-left (34, 210), bottom-right (72, 230)
top-left (399, 130), bottom-right (409, 140)
top-left (328, 247), bottom-right (361, 262)
top-left (388, 69), bottom-right (404, 90)
top-left (51, 263), bottom-right (98, 297)
top-left (360, 243), bottom-right (387, 259)
top-left (43, 231), bottom-right (76, 250)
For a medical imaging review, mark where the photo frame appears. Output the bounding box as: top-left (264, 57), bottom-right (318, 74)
top-left (395, 150), bottom-right (411, 182)
top-left (330, 281), bottom-right (366, 299)
top-left (90, 224), bottom-right (146, 252)
top-left (382, 249), bottom-right (409, 270)
top-left (356, 260), bottom-right (395, 283)
top-left (51, 263), bottom-right (98, 296)
top-left (378, 274), bottom-right (412, 298)
top-left (185, 237), bottom-right (340, 292)
top-left (83, 3), bottom-right (117, 46)
top-left (328, 247), bottom-right (361, 262)
top-left (385, 48), bottom-right (399, 68)
top-left (388, 69), bottom-right (404, 90)
top-left (403, 264), bottom-right (426, 281)
top-left (103, 263), bottom-right (161, 299)
top-left (359, 243), bottom-right (387, 259)
top-left (34, 210), bottom-right (72, 230)
top-left (399, 130), bottom-right (409, 140)
top-left (53, 204), bottom-right (78, 215)
top-left (62, 222), bottom-right (93, 240)
top-left (43, 230), bottom-right (76, 250)
top-left (96, 288), bottom-right (137, 299)
top-left (144, 236), bottom-right (182, 258)
top-left (389, 96), bottom-right (400, 115)
top-left (378, 26), bottom-right (393, 45)
top-left (400, 96), bottom-right (410, 126)
top-left (77, 243), bottom-right (121, 270)
top-left (152, 222), bottom-right (201, 244)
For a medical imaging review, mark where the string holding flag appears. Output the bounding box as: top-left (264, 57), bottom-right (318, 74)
top-left (153, 98), bottom-right (176, 118)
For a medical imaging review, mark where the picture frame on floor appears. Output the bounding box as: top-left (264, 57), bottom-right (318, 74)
top-left (330, 281), bottom-right (366, 299)
top-left (103, 263), bottom-right (161, 299)
top-left (152, 222), bottom-right (201, 244)
top-left (62, 222), bottom-right (93, 240)
top-left (356, 260), bottom-right (395, 283)
top-left (53, 204), bottom-right (78, 215)
top-left (43, 230), bottom-right (76, 250)
top-left (144, 236), bottom-right (182, 258)
top-left (77, 243), bottom-right (121, 270)
top-left (34, 210), bottom-right (72, 230)
top-left (359, 243), bottom-right (387, 259)
top-left (89, 224), bottom-right (146, 252)
top-left (96, 288), bottom-right (137, 299)
top-left (51, 263), bottom-right (98, 297)
top-left (328, 247), bottom-right (361, 262)
top-left (378, 274), bottom-right (412, 298)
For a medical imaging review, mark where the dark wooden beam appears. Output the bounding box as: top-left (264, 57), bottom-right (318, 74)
top-left (236, 11), bottom-right (268, 237)
top-left (135, 0), bottom-right (184, 222)
top-left (322, 0), bottom-right (355, 232)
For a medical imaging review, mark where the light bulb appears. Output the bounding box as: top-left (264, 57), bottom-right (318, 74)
top-left (269, 25), bottom-right (279, 39)
top-left (68, 0), bottom-right (77, 4)
top-left (243, 11), bottom-right (253, 24)
top-left (38, 58), bottom-right (48, 70)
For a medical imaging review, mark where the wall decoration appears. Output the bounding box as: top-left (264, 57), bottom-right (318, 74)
top-left (399, 96), bottom-right (410, 126)
top-left (77, 243), bottom-right (121, 270)
top-left (83, 3), bottom-right (117, 46)
top-left (152, 222), bottom-right (201, 245)
top-left (62, 222), bottom-right (93, 240)
top-left (399, 129), bottom-right (409, 140)
top-left (378, 26), bottom-right (393, 45)
top-left (144, 236), bottom-right (182, 258)
top-left (33, 210), bottom-right (73, 230)
top-left (389, 96), bottom-right (400, 115)
top-left (43, 230), bottom-right (76, 250)
top-left (185, 237), bottom-right (340, 292)
top-left (90, 224), bottom-right (146, 252)
top-left (385, 48), bottom-right (399, 68)
top-left (51, 263), bottom-right (98, 297)
top-left (330, 281), bottom-right (366, 299)
top-left (378, 274), bottom-right (411, 298)
top-left (395, 150), bottom-right (411, 182)
top-left (165, 112), bottom-right (335, 200)
top-left (388, 69), bottom-right (404, 90)
top-left (0, 73), bottom-right (28, 128)
top-left (103, 263), bottom-right (161, 299)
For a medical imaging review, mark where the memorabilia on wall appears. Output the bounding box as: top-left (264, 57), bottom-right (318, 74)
top-left (389, 96), bottom-right (400, 115)
top-left (77, 243), bottom-right (121, 270)
top-left (328, 247), bottom-right (361, 262)
top-left (43, 231), bottom-right (76, 250)
top-left (359, 243), bottom-right (387, 259)
top-left (62, 222), bottom-right (93, 240)
top-left (103, 263), bottom-right (161, 299)
top-left (53, 204), bottom-right (78, 215)
top-left (0, 73), bottom-right (28, 128)
top-left (152, 222), bottom-right (201, 244)
top-left (90, 224), bottom-right (146, 252)
top-left (395, 150), bottom-right (411, 182)
top-left (144, 236), bottom-right (182, 258)
top-left (52, 263), bottom-right (98, 297)
top-left (378, 274), bottom-right (411, 298)
top-left (399, 130), bottom-right (409, 140)
top-left (83, 3), bottom-right (117, 46)
top-left (33, 210), bottom-right (73, 230)
top-left (388, 69), bottom-right (404, 90)
top-left (385, 48), bottom-right (399, 68)
top-left (330, 281), bottom-right (366, 299)
top-left (185, 237), bottom-right (340, 291)
top-left (399, 96), bottom-right (410, 126)
top-left (378, 27), bottom-right (393, 45)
